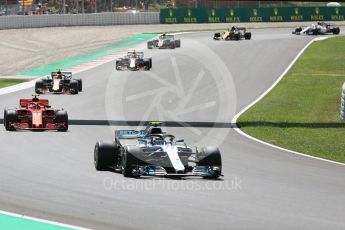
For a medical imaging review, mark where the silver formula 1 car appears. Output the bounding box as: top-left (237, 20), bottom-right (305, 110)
top-left (147, 34), bottom-right (181, 49)
top-left (94, 122), bottom-right (222, 179)
top-left (292, 22), bottom-right (340, 35)
top-left (115, 51), bottom-right (152, 71)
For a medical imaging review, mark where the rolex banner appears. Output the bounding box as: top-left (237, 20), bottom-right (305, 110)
top-left (160, 7), bottom-right (344, 24)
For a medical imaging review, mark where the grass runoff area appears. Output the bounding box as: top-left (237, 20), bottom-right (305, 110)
top-left (238, 36), bottom-right (345, 163)
top-left (0, 79), bottom-right (27, 88)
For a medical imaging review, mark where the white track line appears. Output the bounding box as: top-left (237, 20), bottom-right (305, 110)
top-left (0, 79), bottom-right (37, 96)
top-left (231, 36), bottom-right (345, 167)
top-left (0, 210), bottom-right (92, 230)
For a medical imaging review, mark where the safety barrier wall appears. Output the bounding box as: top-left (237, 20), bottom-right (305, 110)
top-left (0, 12), bottom-right (160, 29)
top-left (160, 7), bottom-right (345, 24)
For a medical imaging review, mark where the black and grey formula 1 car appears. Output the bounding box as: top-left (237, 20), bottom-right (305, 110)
top-left (292, 22), bottom-right (340, 35)
top-left (214, 26), bottom-right (251, 40)
top-left (115, 51), bottom-right (152, 71)
top-left (94, 122), bottom-right (222, 179)
top-left (147, 34), bottom-right (181, 49)
top-left (35, 71), bottom-right (82, 95)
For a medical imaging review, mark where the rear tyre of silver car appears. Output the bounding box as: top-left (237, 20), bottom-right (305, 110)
top-left (94, 141), bottom-right (118, 171)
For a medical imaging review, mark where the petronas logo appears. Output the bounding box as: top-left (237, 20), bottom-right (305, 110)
top-left (335, 8), bottom-right (339, 15)
top-left (230, 9), bottom-right (234, 17)
top-left (211, 9), bottom-right (216, 17)
top-left (315, 7), bottom-right (319, 15)
top-left (274, 8), bottom-right (278, 16)
top-left (188, 9), bottom-right (192, 17)
top-left (294, 8), bottom-right (299, 15)
top-left (169, 9), bottom-right (173, 17)
top-left (253, 9), bottom-right (257, 16)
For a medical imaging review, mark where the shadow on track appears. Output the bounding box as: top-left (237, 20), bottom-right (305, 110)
top-left (1, 119), bottom-right (345, 129)
top-left (0, 118), bottom-right (230, 128)
top-left (68, 120), bottom-right (231, 128)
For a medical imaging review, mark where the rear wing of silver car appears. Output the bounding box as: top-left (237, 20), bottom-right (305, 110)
top-left (115, 130), bottom-right (146, 139)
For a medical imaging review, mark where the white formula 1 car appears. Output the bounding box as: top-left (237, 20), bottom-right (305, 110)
top-left (292, 22), bottom-right (340, 35)
top-left (115, 51), bottom-right (152, 71)
top-left (147, 34), bottom-right (181, 49)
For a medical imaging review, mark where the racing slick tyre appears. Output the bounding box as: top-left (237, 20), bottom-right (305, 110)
top-left (244, 32), bottom-right (252, 40)
top-left (213, 33), bottom-right (221, 40)
top-left (332, 27), bottom-right (340, 35)
top-left (70, 80), bottom-right (79, 95)
top-left (35, 80), bottom-right (44, 94)
top-left (175, 40), bottom-right (181, 48)
top-left (147, 41), bottom-right (153, 49)
top-left (4, 109), bottom-right (18, 131)
top-left (116, 60), bottom-right (122, 70)
top-left (94, 141), bottom-right (119, 171)
top-left (122, 146), bottom-right (141, 178)
top-left (77, 79), bottom-right (83, 92)
top-left (197, 146), bottom-right (222, 179)
top-left (293, 27), bottom-right (302, 34)
top-left (144, 58), bottom-right (152, 70)
top-left (55, 110), bottom-right (68, 132)
top-left (148, 58), bottom-right (152, 68)
top-left (169, 42), bottom-right (176, 49)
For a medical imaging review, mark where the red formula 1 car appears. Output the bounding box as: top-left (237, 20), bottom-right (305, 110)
top-left (3, 94), bottom-right (68, 131)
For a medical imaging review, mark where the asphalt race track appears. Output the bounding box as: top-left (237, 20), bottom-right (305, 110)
top-left (1, 28), bottom-right (345, 230)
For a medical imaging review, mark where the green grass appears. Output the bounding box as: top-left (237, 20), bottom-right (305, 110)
top-left (0, 79), bottom-right (28, 89)
top-left (237, 36), bottom-right (345, 163)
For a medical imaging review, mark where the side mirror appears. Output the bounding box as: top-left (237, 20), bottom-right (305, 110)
top-left (175, 139), bottom-right (184, 142)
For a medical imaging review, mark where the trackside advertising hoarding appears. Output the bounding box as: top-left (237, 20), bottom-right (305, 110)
top-left (160, 7), bottom-right (345, 24)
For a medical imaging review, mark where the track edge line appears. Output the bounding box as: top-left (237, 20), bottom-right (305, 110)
top-left (0, 210), bottom-right (92, 230)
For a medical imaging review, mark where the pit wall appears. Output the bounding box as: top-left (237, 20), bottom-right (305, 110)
top-left (160, 7), bottom-right (345, 24)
